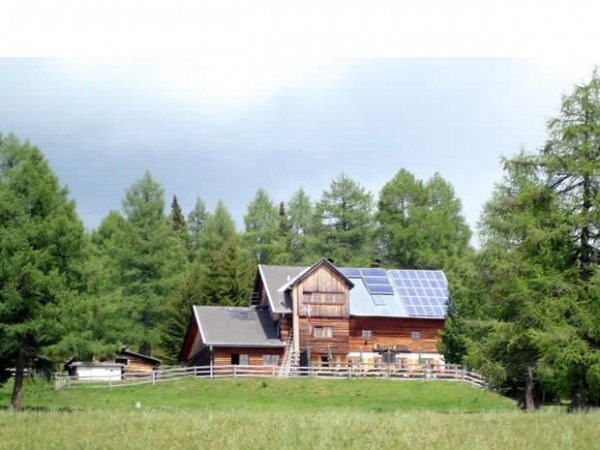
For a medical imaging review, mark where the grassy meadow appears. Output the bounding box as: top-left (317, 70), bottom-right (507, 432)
top-left (1, 377), bottom-right (598, 449)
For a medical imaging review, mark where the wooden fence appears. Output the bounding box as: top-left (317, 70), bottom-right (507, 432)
top-left (53, 363), bottom-right (486, 390)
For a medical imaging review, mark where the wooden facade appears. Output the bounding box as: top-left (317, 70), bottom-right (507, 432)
top-left (349, 317), bottom-right (443, 354)
top-left (212, 347), bottom-right (284, 366)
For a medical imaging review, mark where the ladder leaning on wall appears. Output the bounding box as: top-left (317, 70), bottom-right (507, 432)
top-left (279, 331), bottom-right (300, 377)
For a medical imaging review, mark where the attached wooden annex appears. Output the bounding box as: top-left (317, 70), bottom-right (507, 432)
top-left (180, 258), bottom-right (448, 372)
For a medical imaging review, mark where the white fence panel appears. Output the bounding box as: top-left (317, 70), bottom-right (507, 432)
top-left (53, 363), bottom-right (486, 390)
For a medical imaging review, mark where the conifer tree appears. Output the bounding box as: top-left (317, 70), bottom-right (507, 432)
top-left (312, 173), bottom-right (374, 266)
top-left (111, 171), bottom-right (187, 357)
top-left (0, 134), bottom-right (86, 411)
top-left (242, 188), bottom-right (282, 264)
top-left (287, 188), bottom-right (315, 264)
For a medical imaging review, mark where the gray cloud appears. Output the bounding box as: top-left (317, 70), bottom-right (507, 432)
top-left (0, 58), bottom-right (594, 242)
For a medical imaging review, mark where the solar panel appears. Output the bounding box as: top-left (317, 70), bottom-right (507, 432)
top-left (389, 269), bottom-right (448, 317)
top-left (360, 268), bottom-right (387, 277)
top-left (339, 268), bottom-right (361, 278)
top-left (367, 284), bottom-right (395, 295)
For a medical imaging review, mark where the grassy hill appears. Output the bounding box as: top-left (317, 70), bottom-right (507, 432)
top-left (1, 377), bottom-right (514, 413)
top-left (1, 377), bottom-right (599, 449)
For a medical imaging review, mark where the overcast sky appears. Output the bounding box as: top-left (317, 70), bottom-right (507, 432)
top-left (0, 57), bottom-right (597, 242)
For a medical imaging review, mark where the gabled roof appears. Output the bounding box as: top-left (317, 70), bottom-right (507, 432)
top-left (194, 306), bottom-right (285, 348)
top-left (259, 258), bottom-right (354, 314)
top-left (279, 257), bottom-right (354, 292)
top-left (257, 260), bottom-right (449, 319)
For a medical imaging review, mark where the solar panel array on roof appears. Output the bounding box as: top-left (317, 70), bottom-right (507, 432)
top-left (389, 270), bottom-right (448, 317)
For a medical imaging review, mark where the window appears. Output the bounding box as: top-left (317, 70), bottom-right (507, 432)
top-left (302, 292), bottom-right (345, 304)
top-left (362, 330), bottom-right (372, 339)
top-left (239, 354), bottom-right (249, 365)
top-left (314, 326), bottom-right (333, 338)
top-left (411, 331), bottom-right (421, 340)
top-left (262, 354), bottom-right (280, 366)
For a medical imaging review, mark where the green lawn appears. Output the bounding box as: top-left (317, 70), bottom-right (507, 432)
top-left (1, 377), bottom-right (514, 413)
top-left (1, 377), bottom-right (598, 449)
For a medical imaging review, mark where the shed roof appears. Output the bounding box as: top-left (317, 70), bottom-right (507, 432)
top-left (258, 265), bottom-right (305, 313)
top-left (194, 305), bottom-right (285, 348)
top-left (117, 347), bottom-right (161, 365)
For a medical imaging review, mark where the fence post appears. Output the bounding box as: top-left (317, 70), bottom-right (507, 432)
top-left (210, 365), bottom-right (213, 380)
top-left (233, 365), bottom-right (237, 379)
top-left (272, 365), bottom-right (275, 378)
top-left (461, 365), bottom-right (466, 381)
top-left (152, 370), bottom-right (156, 385)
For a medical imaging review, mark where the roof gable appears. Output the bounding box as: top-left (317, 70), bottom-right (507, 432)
top-left (280, 257), bottom-right (354, 292)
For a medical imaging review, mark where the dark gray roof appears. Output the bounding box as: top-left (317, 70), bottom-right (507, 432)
top-left (258, 264), bottom-right (305, 313)
top-left (194, 306), bottom-right (285, 348)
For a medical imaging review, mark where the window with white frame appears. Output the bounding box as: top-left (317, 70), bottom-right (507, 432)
top-left (262, 354), bottom-right (280, 366)
top-left (314, 326), bottom-right (333, 338)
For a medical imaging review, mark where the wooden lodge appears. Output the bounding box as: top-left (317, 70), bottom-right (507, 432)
top-left (180, 258), bottom-right (448, 371)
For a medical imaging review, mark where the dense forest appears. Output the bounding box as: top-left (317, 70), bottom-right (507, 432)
top-left (1, 70), bottom-right (600, 412)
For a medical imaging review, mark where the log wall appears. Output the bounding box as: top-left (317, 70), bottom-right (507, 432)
top-left (298, 265), bottom-right (350, 318)
top-left (212, 347), bottom-right (285, 366)
top-left (297, 317), bottom-right (349, 355)
top-left (349, 317), bottom-right (444, 354)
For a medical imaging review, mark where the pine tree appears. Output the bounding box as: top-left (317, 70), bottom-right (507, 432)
top-left (0, 133), bottom-right (86, 411)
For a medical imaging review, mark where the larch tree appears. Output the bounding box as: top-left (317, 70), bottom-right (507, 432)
top-left (535, 68), bottom-right (600, 411)
top-left (0, 134), bottom-right (86, 411)
top-left (375, 169), bottom-right (472, 272)
top-left (187, 196), bottom-right (209, 255)
top-left (201, 201), bottom-right (249, 306)
top-left (312, 172), bottom-right (375, 266)
top-left (287, 187), bottom-right (315, 264)
top-left (112, 171), bottom-right (187, 357)
top-left (460, 154), bottom-right (574, 410)
top-left (446, 69), bottom-right (600, 411)
top-left (242, 188), bottom-right (282, 264)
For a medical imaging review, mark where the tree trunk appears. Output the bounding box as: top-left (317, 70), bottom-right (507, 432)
top-left (524, 365), bottom-right (537, 411)
top-left (139, 342), bottom-right (151, 357)
top-left (569, 384), bottom-right (588, 413)
top-left (11, 348), bottom-right (26, 412)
